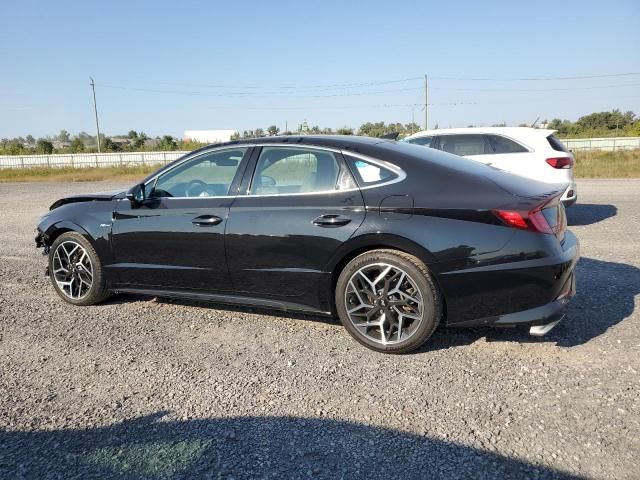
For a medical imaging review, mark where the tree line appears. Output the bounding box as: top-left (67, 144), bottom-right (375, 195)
top-left (232, 121), bottom-right (422, 140)
top-left (545, 110), bottom-right (640, 138)
top-left (1, 110), bottom-right (639, 156)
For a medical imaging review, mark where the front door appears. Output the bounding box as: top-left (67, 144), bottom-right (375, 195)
top-left (225, 146), bottom-right (365, 309)
top-left (110, 146), bottom-right (251, 292)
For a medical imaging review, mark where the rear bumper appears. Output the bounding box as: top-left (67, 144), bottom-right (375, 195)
top-left (440, 230), bottom-right (580, 328)
top-left (451, 270), bottom-right (576, 329)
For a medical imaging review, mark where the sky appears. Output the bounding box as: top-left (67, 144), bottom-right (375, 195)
top-left (1, 0), bottom-right (639, 139)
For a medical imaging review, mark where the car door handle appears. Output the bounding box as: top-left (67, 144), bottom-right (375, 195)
top-left (192, 215), bottom-right (223, 226)
top-left (313, 214), bottom-right (351, 227)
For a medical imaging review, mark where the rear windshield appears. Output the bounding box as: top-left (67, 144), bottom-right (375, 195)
top-left (547, 134), bottom-right (569, 153)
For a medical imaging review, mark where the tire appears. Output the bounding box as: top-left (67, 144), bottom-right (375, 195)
top-left (48, 231), bottom-right (110, 306)
top-left (335, 249), bottom-right (441, 354)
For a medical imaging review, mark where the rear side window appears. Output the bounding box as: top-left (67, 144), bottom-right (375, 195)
top-left (406, 136), bottom-right (433, 147)
top-left (438, 135), bottom-right (490, 156)
top-left (547, 134), bottom-right (569, 153)
top-left (251, 147), bottom-right (342, 195)
top-left (485, 134), bottom-right (528, 154)
top-left (345, 156), bottom-right (398, 186)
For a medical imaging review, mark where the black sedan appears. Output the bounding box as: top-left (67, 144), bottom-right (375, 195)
top-left (35, 136), bottom-right (579, 353)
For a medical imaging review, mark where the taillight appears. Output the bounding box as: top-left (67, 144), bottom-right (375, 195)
top-left (546, 157), bottom-right (573, 169)
top-left (528, 209), bottom-right (555, 234)
top-left (493, 210), bottom-right (528, 229)
top-left (493, 207), bottom-right (554, 235)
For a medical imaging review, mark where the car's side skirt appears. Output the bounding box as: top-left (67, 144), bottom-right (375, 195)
top-left (114, 287), bottom-right (333, 316)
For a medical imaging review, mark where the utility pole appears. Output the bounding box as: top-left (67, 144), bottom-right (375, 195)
top-left (90, 77), bottom-right (102, 153)
top-left (424, 74), bottom-right (428, 130)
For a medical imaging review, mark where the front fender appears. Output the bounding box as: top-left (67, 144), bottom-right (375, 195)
top-left (35, 202), bottom-right (115, 264)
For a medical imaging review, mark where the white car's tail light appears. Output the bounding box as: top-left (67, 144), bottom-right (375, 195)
top-left (546, 157), bottom-right (574, 169)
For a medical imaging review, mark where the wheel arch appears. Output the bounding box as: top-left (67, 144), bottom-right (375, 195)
top-left (325, 234), bottom-right (447, 318)
top-left (43, 221), bottom-right (95, 249)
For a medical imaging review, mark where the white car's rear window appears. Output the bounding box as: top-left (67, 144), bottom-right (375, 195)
top-left (547, 134), bottom-right (569, 153)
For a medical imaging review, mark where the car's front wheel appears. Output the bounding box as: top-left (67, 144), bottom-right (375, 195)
top-left (48, 232), bottom-right (110, 306)
top-left (335, 249), bottom-right (441, 354)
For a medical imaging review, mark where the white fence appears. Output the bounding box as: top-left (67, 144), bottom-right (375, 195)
top-left (1, 136), bottom-right (639, 169)
top-left (561, 136), bottom-right (640, 152)
top-left (0, 151), bottom-right (189, 169)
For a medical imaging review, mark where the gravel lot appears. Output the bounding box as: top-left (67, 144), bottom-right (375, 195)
top-left (0, 179), bottom-right (638, 479)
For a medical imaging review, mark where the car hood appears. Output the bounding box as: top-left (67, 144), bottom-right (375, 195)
top-left (49, 190), bottom-right (126, 210)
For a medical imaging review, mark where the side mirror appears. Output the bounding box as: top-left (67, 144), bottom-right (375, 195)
top-left (126, 183), bottom-right (145, 207)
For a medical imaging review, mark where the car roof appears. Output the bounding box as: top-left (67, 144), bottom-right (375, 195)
top-left (195, 135), bottom-right (390, 153)
top-left (148, 135), bottom-right (396, 182)
top-left (405, 127), bottom-right (557, 142)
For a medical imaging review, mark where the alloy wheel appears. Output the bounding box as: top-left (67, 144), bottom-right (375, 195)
top-left (52, 240), bottom-right (94, 300)
top-left (344, 263), bottom-right (424, 345)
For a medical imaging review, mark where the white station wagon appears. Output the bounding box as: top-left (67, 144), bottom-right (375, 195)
top-left (404, 127), bottom-right (577, 207)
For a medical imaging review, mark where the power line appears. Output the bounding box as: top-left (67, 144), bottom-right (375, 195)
top-left (226, 101), bottom-right (479, 110)
top-left (95, 83), bottom-right (424, 98)
top-left (94, 72), bottom-right (640, 96)
top-left (428, 82), bottom-right (640, 92)
top-left (430, 72), bottom-right (640, 81)
top-left (151, 76), bottom-right (423, 92)
top-left (95, 80), bottom-right (640, 98)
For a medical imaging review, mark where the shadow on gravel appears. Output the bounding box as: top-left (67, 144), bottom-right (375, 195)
top-left (566, 203), bottom-right (617, 226)
top-left (424, 256), bottom-right (639, 351)
top-left (0, 413), bottom-right (583, 479)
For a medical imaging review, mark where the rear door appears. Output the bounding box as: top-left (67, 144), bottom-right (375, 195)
top-left (437, 134), bottom-right (492, 163)
top-left (482, 134), bottom-right (540, 179)
top-left (225, 145), bottom-right (365, 304)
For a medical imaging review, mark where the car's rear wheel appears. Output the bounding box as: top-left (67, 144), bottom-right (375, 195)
top-left (335, 249), bottom-right (441, 353)
top-left (48, 232), bottom-right (110, 306)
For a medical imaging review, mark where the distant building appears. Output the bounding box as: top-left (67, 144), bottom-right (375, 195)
top-left (52, 140), bottom-right (72, 149)
top-left (111, 136), bottom-right (132, 147)
top-left (183, 129), bottom-right (238, 144)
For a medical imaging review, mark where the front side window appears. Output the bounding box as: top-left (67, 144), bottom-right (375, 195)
top-left (485, 134), bottom-right (528, 154)
top-left (250, 147), bottom-right (346, 195)
top-left (438, 135), bottom-right (490, 156)
top-left (151, 148), bottom-right (247, 198)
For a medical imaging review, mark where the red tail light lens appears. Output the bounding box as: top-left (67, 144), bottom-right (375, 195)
top-left (493, 210), bottom-right (528, 229)
top-left (493, 208), bottom-right (554, 235)
top-left (546, 157), bottom-right (573, 169)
